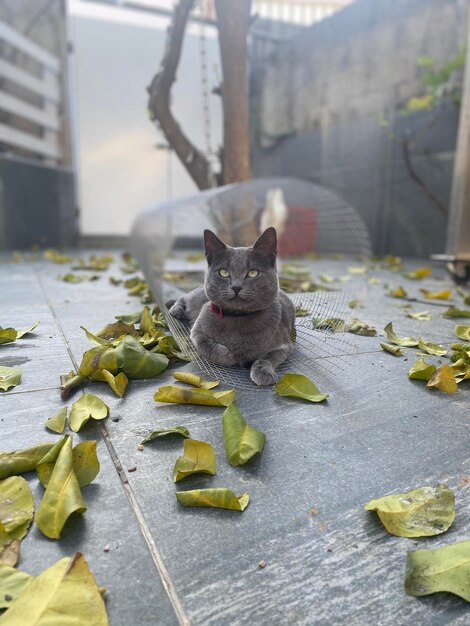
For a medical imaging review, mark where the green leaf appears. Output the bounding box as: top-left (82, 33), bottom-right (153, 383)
top-left (0, 328), bottom-right (17, 345)
top-left (274, 373), bottom-right (328, 403)
top-left (405, 540), bottom-right (470, 601)
top-left (115, 309), bottom-right (143, 324)
top-left (347, 319), bottom-right (377, 336)
top-left (37, 438), bottom-right (99, 489)
top-left (173, 371), bottom-right (219, 389)
top-left (402, 267), bottom-right (433, 280)
top-left (0, 562), bottom-right (33, 607)
top-left (408, 358), bottom-right (436, 381)
top-left (420, 288), bottom-right (452, 300)
top-left (101, 370), bottom-right (128, 398)
top-left (173, 439), bottom-right (216, 482)
top-left (312, 317), bottom-right (346, 332)
top-left (60, 272), bottom-right (99, 283)
top-left (96, 322), bottom-right (140, 341)
top-left (176, 488), bottom-right (249, 511)
top-left (365, 484), bottom-right (455, 537)
top-left (383, 322), bottom-right (418, 347)
top-left (380, 342), bottom-right (404, 356)
top-left (0, 366), bottom-right (21, 392)
top-left (36, 436), bottom-right (69, 488)
top-left (0, 553), bottom-right (108, 624)
top-left (407, 310), bottom-right (431, 321)
top-left (141, 426), bottom-right (191, 444)
top-left (450, 358), bottom-right (470, 383)
top-left (71, 441), bottom-right (100, 488)
top-left (140, 306), bottom-right (156, 335)
top-left (0, 477), bottom-right (34, 566)
top-left (154, 385), bottom-right (235, 407)
top-left (35, 438), bottom-right (86, 539)
top-left (114, 336), bottom-right (169, 379)
top-left (78, 345), bottom-right (121, 380)
top-left (80, 326), bottom-right (114, 347)
top-left (442, 306), bottom-right (470, 319)
top-left (417, 337), bottom-right (447, 356)
top-left (294, 305), bottom-right (309, 317)
top-left (222, 404), bottom-right (265, 466)
top-left (0, 443), bottom-right (55, 480)
top-left (427, 365), bottom-right (458, 394)
top-left (69, 394), bottom-right (109, 432)
top-left (45, 407), bottom-right (67, 433)
top-left (455, 325), bottom-right (470, 341)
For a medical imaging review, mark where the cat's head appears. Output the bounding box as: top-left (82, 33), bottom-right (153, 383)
top-left (203, 228), bottom-right (279, 312)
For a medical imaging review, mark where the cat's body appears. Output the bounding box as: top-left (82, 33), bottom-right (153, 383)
top-left (169, 228), bottom-right (295, 386)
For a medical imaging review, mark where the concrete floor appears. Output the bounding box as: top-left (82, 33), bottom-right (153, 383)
top-left (1, 251), bottom-right (469, 625)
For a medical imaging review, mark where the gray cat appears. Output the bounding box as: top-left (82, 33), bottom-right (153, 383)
top-left (169, 227), bottom-right (295, 386)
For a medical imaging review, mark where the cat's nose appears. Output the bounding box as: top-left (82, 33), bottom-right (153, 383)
top-left (232, 285), bottom-right (242, 295)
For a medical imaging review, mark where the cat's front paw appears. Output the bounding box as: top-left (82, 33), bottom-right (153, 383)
top-left (169, 301), bottom-right (185, 319)
top-left (210, 344), bottom-right (236, 367)
top-left (250, 361), bottom-right (277, 386)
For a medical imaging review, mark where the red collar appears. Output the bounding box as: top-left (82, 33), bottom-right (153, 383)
top-left (210, 303), bottom-right (259, 317)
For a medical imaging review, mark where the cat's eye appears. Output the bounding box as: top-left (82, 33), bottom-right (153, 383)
top-left (219, 268), bottom-right (230, 277)
top-left (247, 269), bottom-right (259, 278)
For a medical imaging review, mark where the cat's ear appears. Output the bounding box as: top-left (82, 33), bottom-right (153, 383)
top-left (253, 227), bottom-right (277, 265)
top-left (204, 229), bottom-right (227, 265)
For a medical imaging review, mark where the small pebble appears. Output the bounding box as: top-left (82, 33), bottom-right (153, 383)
top-left (258, 560), bottom-right (266, 569)
top-left (103, 545), bottom-right (110, 552)
top-left (128, 466), bottom-right (137, 473)
top-left (111, 416), bottom-right (120, 423)
top-left (138, 444), bottom-right (144, 451)
top-left (4, 595), bottom-right (12, 602)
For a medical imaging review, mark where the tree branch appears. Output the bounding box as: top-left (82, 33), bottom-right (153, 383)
top-left (147, 0), bottom-right (212, 190)
top-left (402, 139), bottom-right (448, 215)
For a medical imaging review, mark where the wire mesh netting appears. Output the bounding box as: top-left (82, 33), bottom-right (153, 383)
top-left (131, 177), bottom-right (372, 389)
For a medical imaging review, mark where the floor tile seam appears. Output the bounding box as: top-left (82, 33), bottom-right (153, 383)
top-left (34, 267), bottom-right (190, 626)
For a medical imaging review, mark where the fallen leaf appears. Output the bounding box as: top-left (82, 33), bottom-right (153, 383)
top-left (408, 359), bottom-right (436, 381)
top-left (442, 306), bottom-right (470, 319)
top-left (282, 264), bottom-right (311, 277)
top-left (384, 322), bottom-right (418, 347)
top-left (0, 563), bottom-right (33, 608)
top-left (364, 484), bottom-right (455, 537)
top-left (176, 488), bottom-right (249, 511)
top-left (420, 288), bottom-right (452, 300)
top-left (139, 306), bottom-right (156, 335)
top-left (13, 322), bottom-right (39, 340)
top-left (294, 305), bottom-right (309, 317)
top-left (43, 249), bottom-right (72, 263)
top-left (417, 337), bottom-right (447, 356)
top-left (347, 319), bottom-right (377, 336)
top-left (402, 267), bottom-right (433, 280)
top-left (222, 404), bottom-right (266, 466)
top-left (274, 373), bottom-right (328, 402)
top-left (71, 441), bottom-right (100, 488)
top-left (347, 266), bottom-right (367, 274)
top-left (173, 371), bottom-right (219, 389)
top-left (0, 328), bottom-right (17, 345)
top-left (427, 365), bottom-right (458, 394)
top-left (60, 273), bottom-right (99, 283)
top-left (69, 394), bottom-right (109, 432)
top-left (455, 325), bottom-right (470, 341)
top-left (173, 439), bottom-right (216, 482)
top-left (368, 277), bottom-right (381, 285)
top-left (154, 385), bottom-right (235, 407)
top-left (35, 437), bottom-right (86, 539)
top-left (0, 477), bottom-right (34, 566)
top-left (45, 407), bottom-right (67, 433)
top-left (60, 370), bottom-right (85, 400)
top-left (101, 370), bottom-right (128, 398)
top-left (0, 552), bottom-right (108, 624)
top-left (348, 299), bottom-right (363, 309)
top-left (141, 426), bottom-right (191, 444)
top-left (114, 309), bottom-right (143, 324)
top-left (97, 322), bottom-right (141, 341)
top-left (312, 317), bottom-right (346, 332)
top-left (114, 336), bottom-right (169, 379)
top-left (0, 366), bottom-right (21, 392)
top-left (407, 311), bottom-right (431, 321)
top-left (380, 342), bottom-right (404, 356)
top-left (405, 540), bottom-right (470, 601)
top-left (450, 359), bottom-right (470, 383)
top-left (388, 286), bottom-right (408, 298)
top-left (72, 254), bottom-right (114, 271)
top-left (0, 442), bottom-right (55, 480)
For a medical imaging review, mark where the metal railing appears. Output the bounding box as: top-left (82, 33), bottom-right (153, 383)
top-left (0, 20), bottom-right (62, 162)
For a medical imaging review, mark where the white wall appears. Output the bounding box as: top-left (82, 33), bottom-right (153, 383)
top-left (68, 0), bottom-right (222, 236)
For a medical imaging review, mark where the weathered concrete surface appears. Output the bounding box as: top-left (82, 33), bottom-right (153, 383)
top-left (1, 250), bottom-right (469, 625)
top-left (250, 0), bottom-right (467, 257)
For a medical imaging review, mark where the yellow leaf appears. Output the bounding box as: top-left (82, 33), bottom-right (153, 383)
top-left (455, 325), bottom-right (470, 341)
top-left (388, 286), bottom-right (408, 298)
top-left (173, 439), bottom-right (216, 482)
top-left (101, 370), bottom-right (128, 398)
top-left (402, 267), bottom-right (433, 280)
top-left (176, 488), bottom-right (249, 511)
top-left (427, 365), bottom-right (458, 394)
top-left (420, 288), bottom-right (452, 300)
top-left (154, 385), bottom-right (235, 407)
top-left (173, 371), bottom-right (219, 390)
